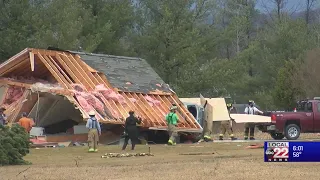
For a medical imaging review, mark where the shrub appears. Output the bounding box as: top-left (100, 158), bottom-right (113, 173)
top-left (0, 124), bottom-right (31, 166)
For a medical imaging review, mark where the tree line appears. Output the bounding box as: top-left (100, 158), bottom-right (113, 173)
top-left (1, 0), bottom-right (319, 110)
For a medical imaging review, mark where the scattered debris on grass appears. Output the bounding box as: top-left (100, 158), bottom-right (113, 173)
top-left (179, 152), bottom-right (215, 155)
top-left (101, 153), bottom-right (154, 158)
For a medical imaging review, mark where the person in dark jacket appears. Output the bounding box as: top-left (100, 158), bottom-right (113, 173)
top-left (122, 110), bottom-right (142, 150)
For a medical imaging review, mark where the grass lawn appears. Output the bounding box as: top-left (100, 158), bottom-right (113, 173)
top-left (2, 141), bottom-right (320, 180)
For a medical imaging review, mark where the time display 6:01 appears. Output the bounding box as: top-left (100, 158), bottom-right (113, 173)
top-left (293, 146), bottom-right (303, 151)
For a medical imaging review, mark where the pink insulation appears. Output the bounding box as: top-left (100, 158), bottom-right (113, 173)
top-left (95, 84), bottom-right (126, 104)
top-left (144, 95), bottom-right (161, 106)
top-left (92, 92), bottom-right (121, 118)
top-left (75, 95), bottom-right (94, 113)
top-left (71, 83), bottom-right (122, 119)
top-left (2, 86), bottom-right (25, 106)
top-left (82, 93), bottom-right (106, 117)
top-left (71, 84), bottom-right (103, 119)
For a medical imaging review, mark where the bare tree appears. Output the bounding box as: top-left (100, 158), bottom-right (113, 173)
top-left (274, 0), bottom-right (287, 21)
top-left (306, 0), bottom-right (316, 25)
top-left (295, 48), bottom-right (320, 98)
top-left (260, 0), bottom-right (288, 22)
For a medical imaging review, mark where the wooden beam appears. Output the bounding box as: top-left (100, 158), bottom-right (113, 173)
top-left (149, 94), bottom-right (168, 116)
top-left (32, 49), bottom-right (58, 56)
top-left (48, 56), bottom-right (73, 84)
top-left (130, 93), bottom-right (162, 126)
top-left (137, 93), bottom-right (165, 126)
top-left (29, 52), bottom-right (35, 71)
top-left (148, 94), bottom-right (179, 127)
top-left (0, 48), bottom-right (29, 71)
top-left (36, 53), bottom-right (69, 89)
top-left (59, 53), bottom-right (93, 90)
top-left (0, 55), bottom-right (29, 76)
top-left (73, 55), bottom-right (100, 85)
top-left (68, 54), bottom-right (129, 119)
top-left (59, 53), bottom-right (126, 121)
top-left (119, 92), bottom-right (148, 126)
top-left (55, 54), bottom-right (81, 83)
top-left (12, 56), bottom-right (46, 76)
top-left (42, 54), bottom-right (72, 89)
top-left (125, 92), bottom-right (154, 126)
top-left (97, 73), bottom-right (113, 89)
top-left (65, 53), bottom-right (97, 88)
top-left (0, 86), bottom-right (9, 105)
top-left (92, 71), bottom-right (126, 121)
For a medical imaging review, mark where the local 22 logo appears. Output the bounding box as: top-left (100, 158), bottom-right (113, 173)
top-left (266, 147), bottom-right (289, 159)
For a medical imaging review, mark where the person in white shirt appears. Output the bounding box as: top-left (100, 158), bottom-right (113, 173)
top-left (244, 100), bottom-right (263, 140)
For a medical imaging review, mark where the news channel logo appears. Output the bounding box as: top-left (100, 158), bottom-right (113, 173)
top-left (265, 142), bottom-right (289, 162)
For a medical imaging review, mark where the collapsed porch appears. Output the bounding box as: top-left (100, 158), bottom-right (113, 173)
top-left (0, 48), bottom-right (201, 133)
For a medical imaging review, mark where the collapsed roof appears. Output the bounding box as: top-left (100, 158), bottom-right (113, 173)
top-left (0, 48), bottom-right (201, 132)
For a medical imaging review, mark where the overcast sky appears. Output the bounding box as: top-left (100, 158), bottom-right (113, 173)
top-left (256, 0), bottom-right (320, 13)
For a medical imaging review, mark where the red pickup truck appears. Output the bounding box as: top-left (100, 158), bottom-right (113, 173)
top-left (259, 100), bottom-right (320, 140)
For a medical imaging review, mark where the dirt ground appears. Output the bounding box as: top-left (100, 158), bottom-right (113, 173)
top-left (2, 138), bottom-right (320, 180)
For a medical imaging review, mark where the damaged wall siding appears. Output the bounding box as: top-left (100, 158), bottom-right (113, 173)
top-left (0, 48), bottom-right (201, 132)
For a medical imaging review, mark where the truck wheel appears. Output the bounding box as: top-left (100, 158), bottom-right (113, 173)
top-left (285, 124), bottom-right (301, 140)
top-left (270, 133), bottom-right (285, 140)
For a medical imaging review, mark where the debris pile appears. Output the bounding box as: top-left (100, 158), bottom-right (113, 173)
top-left (30, 82), bottom-right (64, 93)
top-left (101, 152), bottom-right (154, 158)
top-left (6, 76), bottom-right (49, 84)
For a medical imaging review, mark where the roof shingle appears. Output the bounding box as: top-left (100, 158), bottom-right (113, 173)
top-left (72, 51), bottom-right (171, 93)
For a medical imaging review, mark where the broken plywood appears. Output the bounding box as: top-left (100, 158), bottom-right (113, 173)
top-left (230, 114), bottom-right (271, 123)
top-left (180, 98), bottom-right (202, 105)
top-left (200, 95), bottom-right (230, 122)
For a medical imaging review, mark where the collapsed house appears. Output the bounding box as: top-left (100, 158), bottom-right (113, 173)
top-left (0, 48), bottom-right (201, 141)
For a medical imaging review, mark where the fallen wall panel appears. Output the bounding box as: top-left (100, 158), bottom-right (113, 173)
top-left (230, 114), bottom-right (271, 123)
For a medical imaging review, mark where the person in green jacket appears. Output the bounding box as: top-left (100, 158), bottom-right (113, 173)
top-left (166, 105), bottom-right (179, 145)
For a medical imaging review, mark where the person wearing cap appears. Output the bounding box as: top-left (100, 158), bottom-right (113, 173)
top-left (0, 107), bottom-right (7, 126)
top-left (86, 110), bottom-right (101, 152)
top-left (17, 112), bottom-right (35, 133)
top-left (122, 110), bottom-right (142, 151)
top-left (166, 106), bottom-right (179, 145)
top-left (219, 103), bottom-right (236, 140)
top-left (244, 100), bottom-right (263, 140)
